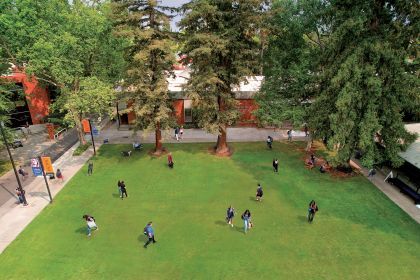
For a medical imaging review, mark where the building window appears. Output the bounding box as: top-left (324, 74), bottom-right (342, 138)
top-left (184, 100), bottom-right (192, 123)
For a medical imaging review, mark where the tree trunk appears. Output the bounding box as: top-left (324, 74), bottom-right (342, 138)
top-left (215, 125), bottom-right (229, 155)
top-left (155, 122), bottom-right (163, 153)
top-left (74, 116), bottom-right (87, 145)
top-left (305, 134), bottom-right (313, 152)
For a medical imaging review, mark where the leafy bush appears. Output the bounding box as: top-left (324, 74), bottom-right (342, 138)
top-left (73, 142), bottom-right (91, 156)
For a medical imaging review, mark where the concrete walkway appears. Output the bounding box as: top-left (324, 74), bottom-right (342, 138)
top-left (0, 143), bottom-right (96, 254)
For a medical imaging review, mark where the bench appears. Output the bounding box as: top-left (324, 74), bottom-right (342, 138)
top-left (387, 177), bottom-right (420, 204)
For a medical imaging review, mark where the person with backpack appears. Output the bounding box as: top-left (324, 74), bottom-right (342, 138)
top-left (241, 210), bottom-right (252, 234)
top-left (266, 136), bottom-right (273, 149)
top-left (287, 130), bottom-right (292, 142)
top-left (15, 188), bottom-right (26, 204)
top-left (87, 161), bottom-right (93, 176)
top-left (307, 200), bottom-right (319, 223)
top-left (18, 166), bottom-right (28, 180)
top-left (56, 169), bottom-right (64, 182)
top-left (143, 222), bottom-right (157, 248)
top-left (226, 206), bottom-right (235, 227)
top-left (83, 214), bottom-right (98, 237)
top-left (256, 184), bottom-right (263, 201)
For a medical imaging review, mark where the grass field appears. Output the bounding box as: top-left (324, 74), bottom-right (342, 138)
top-left (0, 142), bottom-right (419, 279)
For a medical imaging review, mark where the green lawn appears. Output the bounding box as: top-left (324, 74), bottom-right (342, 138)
top-left (1, 142), bottom-right (419, 279)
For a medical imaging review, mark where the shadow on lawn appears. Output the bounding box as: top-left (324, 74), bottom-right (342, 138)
top-left (215, 220), bottom-right (245, 233)
top-left (75, 226), bottom-right (87, 235)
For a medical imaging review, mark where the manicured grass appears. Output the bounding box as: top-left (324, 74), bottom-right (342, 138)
top-left (0, 142), bottom-right (419, 279)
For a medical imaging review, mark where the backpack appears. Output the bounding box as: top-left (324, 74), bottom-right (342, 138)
top-left (143, 227), bottom-right (148, 236)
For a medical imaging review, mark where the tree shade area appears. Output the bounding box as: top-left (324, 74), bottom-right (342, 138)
top-left (0, 143), bottom-right (419, 279)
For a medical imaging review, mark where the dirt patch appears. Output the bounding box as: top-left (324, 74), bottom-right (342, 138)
top-left (207, 146), bottom-right (233, 157)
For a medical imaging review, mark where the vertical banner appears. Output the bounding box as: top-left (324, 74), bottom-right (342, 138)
top-left (41, 156), bottom-right (54, 176)
top-left (82, 119), bottom-right (91, 133)
top-left (31, 158), bottom-right (43, 177)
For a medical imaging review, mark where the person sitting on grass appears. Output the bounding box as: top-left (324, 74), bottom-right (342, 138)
top-left (305, 159), bottom-right (314, 169)
top-left (133, 141), bottom-right (142, 150)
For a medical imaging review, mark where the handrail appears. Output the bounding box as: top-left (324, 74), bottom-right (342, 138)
top-left (54, 128), bottom-right (67, 140)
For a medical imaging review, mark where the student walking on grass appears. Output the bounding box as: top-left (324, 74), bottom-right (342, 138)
top-left (120, 181), bottom-right (128, 199)
top-left (83, 214), bottom-right (98, 237)
top-left (168, 153), bottom-right (174, 169)
top-left (88, 161), bottom-right (93, 175)
top-left (256, 184), bottom-right (263, 201)
top-left (226, 206), bottom-right (235, 227)
top-left (308, 200), bottom-right (319, 223)
top-left (143, 222), bottom-right (157, 248)
top-left (273, 159), bottom-right (279, 173)
top-left (266, 136), bottom-right (273, 149)
top-left (241, 210), bottom-right (252, 233)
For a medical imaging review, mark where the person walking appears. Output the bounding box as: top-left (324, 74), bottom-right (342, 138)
top-left (82, 214), bottom-right (98, 237)
top-left (117, 180), bottom-right (122, 198)
top-left (56, 169), bottom-right (64, 182)
top-left (175, 127), bottom-right (180, 141)
top-left (304, 123), bottom-right (309, 137)
top-left (179, 126), bottom-right (184, 140)
top-left (368, 168), bottom-right (376, 179)
top-left (287, 130), bottom-right (292, 142)
top-left (226, 206), bottom-right (235, 227)
top-left (273, 158), bottom-right (279, 173)
top-left (241, 210), bottom-right (252, 233)
top-left (307, 200), bottom-right (319, 223)
top-left (168, 153), bottom-right (174, 169)
top-left (18, 166), bottom-right (28, 181)
top-left (266, 136), bottom-right (273, 149)
top-left (87, 161), bottom-right (93, 176)
top-left (143, 222), bottom-right (157, 248)
top-left (256, 184), bottom-right (263, 201)
top-left (120, 181), bottom-right (128, 199)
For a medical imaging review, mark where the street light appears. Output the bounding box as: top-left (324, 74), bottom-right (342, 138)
top-left (0, 121), bottom-right (28, 206)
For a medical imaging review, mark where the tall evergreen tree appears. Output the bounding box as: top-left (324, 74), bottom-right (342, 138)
top-left (112, 0), bottom-right (176, 154)
top-left (311, 0), bottom-right (419, 167)
top-left (180, 0), bottom-right (266, 155)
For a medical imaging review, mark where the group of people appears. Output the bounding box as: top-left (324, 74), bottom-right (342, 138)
top-left (174, 126), bottom-right (184, 141)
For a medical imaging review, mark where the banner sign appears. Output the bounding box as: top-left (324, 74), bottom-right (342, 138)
top-left (31, 158), bottom-right (43, 177)
top-left (82, 119), bottom-right (91, 133)
top-left (41, 156), bottom-right (54, 175)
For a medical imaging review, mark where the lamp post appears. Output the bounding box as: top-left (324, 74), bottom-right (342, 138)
top-left (0, 121), bottom-right (28, 205)
top-left (88, 119), bottom-right (96, 156)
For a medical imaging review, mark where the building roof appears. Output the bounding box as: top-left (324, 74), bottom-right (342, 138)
top-left (399, 123), bottom-right (420, 169)
top-left (167, 69), bottom-right (264, 99)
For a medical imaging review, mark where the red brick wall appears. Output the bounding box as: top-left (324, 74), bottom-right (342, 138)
top-left (237, 99), bottom-right (258, 126)
top-left (173, 100), bottom-right (184, 125)
top-left (3, 72), bottom-right (50, 124)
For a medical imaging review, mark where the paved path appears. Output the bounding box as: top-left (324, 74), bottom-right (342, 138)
top-left (0, 143), bottom-right (95, 254)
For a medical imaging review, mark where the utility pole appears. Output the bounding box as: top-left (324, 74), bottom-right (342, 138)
top-left (88, 119), bottom-right (96, 156)
top-left (38, 156), bottom-right (53, 203)
top-left (0, 122), bottom-right (28, 205)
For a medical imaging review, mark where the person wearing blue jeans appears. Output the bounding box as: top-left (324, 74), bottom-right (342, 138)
top-left (241, 210), bottom-right (251, 233)
top-left (83, 214), bottom-right (98, 237)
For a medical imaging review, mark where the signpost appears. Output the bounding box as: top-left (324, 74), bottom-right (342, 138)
top-left (31, 158), bottom-right (43, 177)
top-left (88, 119), bottom-right (96, 156)
top-left (39, 156), bottom-right (53, 203)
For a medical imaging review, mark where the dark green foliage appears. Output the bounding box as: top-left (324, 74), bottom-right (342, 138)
top-left (180, 0), bottom-right (267, 153)
top-left (311, 0), bottom-right (419, 167)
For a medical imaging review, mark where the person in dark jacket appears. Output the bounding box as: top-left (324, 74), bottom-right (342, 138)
top-left (266, 136), bottom-right (273, 149)
top-left (273, 158), bottom-right (279, 173)
top-left (307, 200), bottom-right (319, 223)
top-left (120, 181), bottom-right (128, 199)
top-left (256, 184), bottom-right (263, 201)
top-left (226, 206), bottom-right (235, 227)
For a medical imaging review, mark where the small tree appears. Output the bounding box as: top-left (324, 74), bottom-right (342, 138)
top-left (180, 0), bottom-right (267, 155)
top-left (112, 0), bottom-right (176, 154)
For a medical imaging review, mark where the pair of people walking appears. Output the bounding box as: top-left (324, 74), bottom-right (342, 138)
top-left (117, 180), bottom-right (128, 199)
top-left (226, 206), bottom-right (253, 233)
top-left (174, 126), bottom-right (184, 141)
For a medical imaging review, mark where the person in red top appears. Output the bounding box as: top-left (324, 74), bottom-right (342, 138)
top-left (168, 153), bottom-right (174, 168)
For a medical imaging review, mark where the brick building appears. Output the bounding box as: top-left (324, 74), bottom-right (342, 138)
top-left (118, 68), bottom-right (264, 127)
